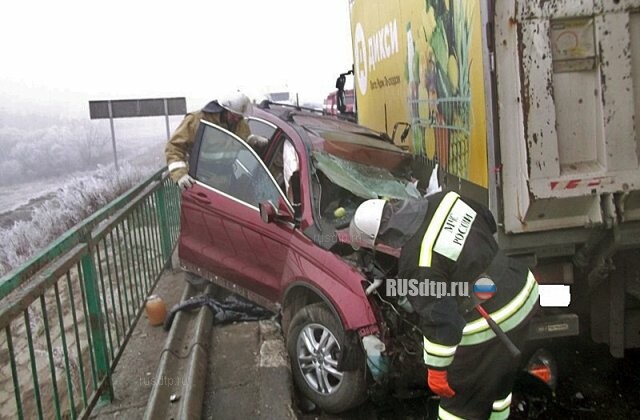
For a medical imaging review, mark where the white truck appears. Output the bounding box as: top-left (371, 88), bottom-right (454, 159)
top-left (346, 0), bottom-right (640, 356)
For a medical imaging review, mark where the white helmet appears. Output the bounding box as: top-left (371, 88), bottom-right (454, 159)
top-left (349, 199), bottom-right (387, 250)
top-left (219, 91), bottom-right (252, 115)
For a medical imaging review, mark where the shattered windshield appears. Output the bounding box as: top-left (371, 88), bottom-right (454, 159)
top-left (313, 152), bottom-right (419, 199)
top-left (312, 151), bottom-right (420, 228)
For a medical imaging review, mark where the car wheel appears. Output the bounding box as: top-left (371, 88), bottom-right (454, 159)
top-left (287, 303), bottom-right (367, 413)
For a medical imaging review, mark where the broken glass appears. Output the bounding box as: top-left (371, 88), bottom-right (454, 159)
top-left (312, 151), bottom-right (420, 200)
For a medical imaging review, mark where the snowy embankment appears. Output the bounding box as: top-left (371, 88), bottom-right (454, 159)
top-left (0, 162), bottom-right (159, 277)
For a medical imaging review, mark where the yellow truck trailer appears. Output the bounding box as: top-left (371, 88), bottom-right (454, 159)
top-left (347, 0), bottom-right (640, 357)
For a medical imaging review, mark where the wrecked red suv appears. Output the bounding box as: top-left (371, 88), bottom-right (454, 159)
top-left (178, 103), bottom-right (524, 413)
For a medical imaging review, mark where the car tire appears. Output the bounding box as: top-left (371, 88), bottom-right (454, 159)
top-left (286, 303), bottom-right (367, 413)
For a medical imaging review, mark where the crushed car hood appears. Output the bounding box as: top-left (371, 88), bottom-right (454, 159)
top-left (334, 228), bottom-right (401, 258)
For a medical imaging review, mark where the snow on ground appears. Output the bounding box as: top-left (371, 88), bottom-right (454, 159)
top-left (0, 138), bottom-right (165, 226)
top-left (0, 173), bottom-right (86, 214)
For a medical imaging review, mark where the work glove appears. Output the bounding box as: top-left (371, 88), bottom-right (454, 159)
top-left (177, 174), bottom-right (195, 191)
top-left (427, 369), bottom-right (455, 398)
top-left (247, 134), bottom-right (269, 150)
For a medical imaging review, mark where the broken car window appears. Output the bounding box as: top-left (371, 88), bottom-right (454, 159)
top-left (312, 151), bottom-right (420, 228)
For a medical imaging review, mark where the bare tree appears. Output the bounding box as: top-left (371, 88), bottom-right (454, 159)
top-left (73, 120), bottom-right (109, 166)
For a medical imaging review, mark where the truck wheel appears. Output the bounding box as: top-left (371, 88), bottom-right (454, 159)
top-left (286, 303), bottom-right (367, 413)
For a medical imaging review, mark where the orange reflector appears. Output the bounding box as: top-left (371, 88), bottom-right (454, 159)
top-left (529, 364), bottom-right (552, 384)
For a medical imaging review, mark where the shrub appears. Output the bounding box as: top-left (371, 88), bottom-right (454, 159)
top-left (0, 162), bottom-right (158, 277)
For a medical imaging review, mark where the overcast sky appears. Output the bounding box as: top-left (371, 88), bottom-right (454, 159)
top-left (0, 0), bottom-right (354, 119)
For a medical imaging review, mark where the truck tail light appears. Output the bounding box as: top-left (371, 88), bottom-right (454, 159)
top-left (529, 364), bottom-right (552, 384)
top-left (525, 348), bottom-right (557, 390)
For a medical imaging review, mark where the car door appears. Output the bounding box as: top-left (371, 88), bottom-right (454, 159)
top-left (179, 120), bottom-right (294, 302)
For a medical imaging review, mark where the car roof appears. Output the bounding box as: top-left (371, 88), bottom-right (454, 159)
top-left (251, 102), bottom-right (407, 154)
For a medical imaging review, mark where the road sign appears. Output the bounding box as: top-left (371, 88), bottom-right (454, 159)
top-left (89, 98), bottom-right (186, 119)
top-left (88, 97), bottom-right (187, 171)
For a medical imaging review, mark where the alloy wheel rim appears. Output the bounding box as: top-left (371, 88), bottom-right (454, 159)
top-left (296, 323), bottom-right (343, 395)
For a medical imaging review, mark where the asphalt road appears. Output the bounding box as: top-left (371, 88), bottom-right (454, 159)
top-left (541, 335), bottom-right (640, 419)
top-left (296, 334), bottom-right (640, 419)
top-left (89, 267), bottom-right (640, 419)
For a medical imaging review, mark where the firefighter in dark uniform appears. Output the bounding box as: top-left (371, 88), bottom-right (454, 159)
top-left (349, 191), bottom-right (539, 420)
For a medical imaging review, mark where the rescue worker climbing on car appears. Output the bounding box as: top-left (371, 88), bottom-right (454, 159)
top-left (165, 91), bottom-right (268, 190)
top-left (349, 191), bottom-right (540, 420)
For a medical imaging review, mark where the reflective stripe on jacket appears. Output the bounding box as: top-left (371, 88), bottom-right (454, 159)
top-left (398, 191), bottom-right (537, 369)
top-left (460, 272), bottom-right (538, 346)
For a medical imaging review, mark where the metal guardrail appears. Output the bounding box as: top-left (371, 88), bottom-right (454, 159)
top-left (0, 168), bottom-right (181, 420)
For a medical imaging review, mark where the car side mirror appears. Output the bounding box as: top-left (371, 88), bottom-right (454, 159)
top-left (259, 201), bottom-right (277, 223)
top-left (259, 197), bottom-right (294, 224)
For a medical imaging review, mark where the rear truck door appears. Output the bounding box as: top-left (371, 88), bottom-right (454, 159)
top-left (178, 121), bottom-right (294, 302)
top-left (495, 0), bottom-right (640, 234)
